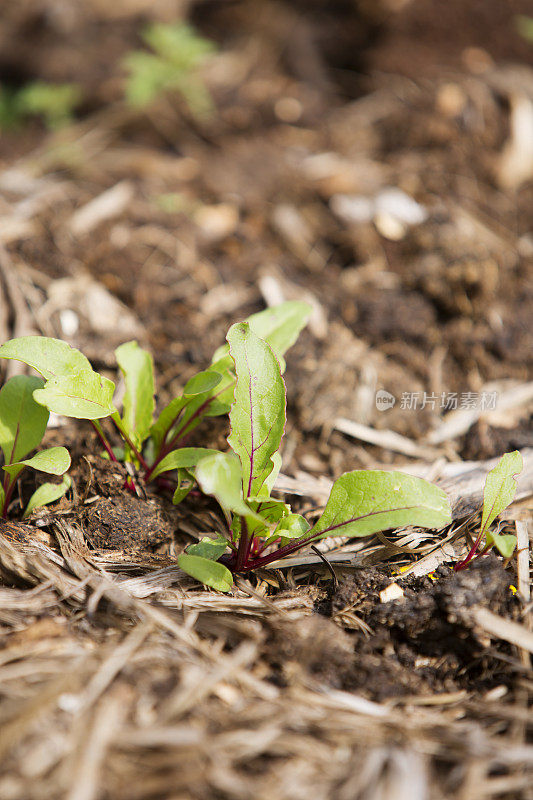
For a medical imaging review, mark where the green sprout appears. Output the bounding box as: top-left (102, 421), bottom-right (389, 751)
top-left (123, 22), bottom-right (216, 117)
top-left (0, 376), bottom-right (70, 519)
top-left (455, 451), bottom-right (523, 570)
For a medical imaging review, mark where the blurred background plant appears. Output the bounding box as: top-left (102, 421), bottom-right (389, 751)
top-left (0, 81), bottom-right (81, 130)
top-left (122, 22), bottom-right (216, 117)
top-left (515, 15), bottom-right (533, 43)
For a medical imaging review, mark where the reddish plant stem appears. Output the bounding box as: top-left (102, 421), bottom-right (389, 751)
top-left (454, 530), bottom-right (485, 571)
top-left (123, 475), bottom-right (136, 493)
top-left (111, 417), bottom-right (149, 471)
top-left (235, 518), bottom-right (252, 572)
top-left (236, 530), bottom-right (322, 572)
top-left (146, 397), bottom-right (213, 482)
top-left (90, 420), bottom-right (118, 462)
top-left (147, 380), bottom-right (232, 482)
top-left (252, 536), bottom-right (280, 559)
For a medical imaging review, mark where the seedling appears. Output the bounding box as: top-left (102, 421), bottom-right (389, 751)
top-left (176, 322), bottom-right (453, 592)
top-left (454, 450), bottom-right (523, 570)
top-left (0, 376), bottom-right (70, 519)
top-left (123, 22), bottom-right (215, 117)
top-left (0, 302), bottom-right (311, 501)
top-left (0, 81), bottom-right (81, 131)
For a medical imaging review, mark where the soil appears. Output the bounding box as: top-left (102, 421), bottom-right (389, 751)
top-left (0, 2), bottom-right (532, 798)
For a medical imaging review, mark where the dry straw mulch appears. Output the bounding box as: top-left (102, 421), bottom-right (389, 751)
top-left (1, 450), bottom-right (533, 800)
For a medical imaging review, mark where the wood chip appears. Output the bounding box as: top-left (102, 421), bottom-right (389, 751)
top-left (335, 417), bottom-right (442, 460)
top-left (69, 181), bottom-right (134, 236)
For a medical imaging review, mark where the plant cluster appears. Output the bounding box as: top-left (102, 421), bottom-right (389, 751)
top-left (0, 303), bottom-right (310, 508)
top-left (0, 302), bottom-right (523, 591)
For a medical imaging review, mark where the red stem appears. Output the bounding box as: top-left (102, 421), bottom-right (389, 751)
top-left (111, 417), bottom-right (149, 471)
top-left (90, 420), bottom-right (118, 462)
top-left (145, 395), bottom-right (215, 482)
top-left (454, 530), bottom-right (485, 571)
top-left (235, 518), bottom-right (251, 572)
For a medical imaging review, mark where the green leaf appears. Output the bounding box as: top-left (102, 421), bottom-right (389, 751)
top-left (0, 376), bottom-right (48, 465)
top-left (227, 323), bottom-right (286, 499)
top-left (256, 452), bottom-right (282, 498)
top-left (0, 336), bottom-right (91, 380)
top-left (33, 370), bottom-right (116, 420)
top-left (172, 471), bottom-right (194, 505)
top-left (115, 341), bottom-right (155, 449)
top-left (195, 452), bottom-right (264, 523)
top-left (311, 470), bottom-right (452, 540)
top-left (3, 446), bottom-right (70, 481)
top-left (243, 497), bottom-right (291, 540)
top-left (485, 529), bottom-right (517, 559)
top-left (187, 536), bottom-right (229, 560)
top-left (23, 474), bottom-right (71, 519)
top-left (212, 301), bottom-right (311, 366)
top-left (178, 554), bottom-right (233, 592)
top-left (203, 400), bottom-right (231, 417)
top-left (184, 370), bottom-right (221, 397)
top-left (150, 396), bottom-right (188, 449)
top-left (150, 447), bottom-right (220, 480)
top-left (480, 451), bottom-right (523, 535)
top-left (178, 370), bottom-right (235, 432)
top-left (275, 513), bottom-right (311, 539)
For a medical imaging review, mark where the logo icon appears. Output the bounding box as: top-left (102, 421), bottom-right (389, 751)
top-left (375, 389), bottom-right (396, 411)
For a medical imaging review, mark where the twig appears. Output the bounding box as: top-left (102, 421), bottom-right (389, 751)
top-left (311, 544), bottom-right (339, 590)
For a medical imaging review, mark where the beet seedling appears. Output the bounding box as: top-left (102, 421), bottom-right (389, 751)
top-left (0, 302), bottom-right (311, 501)
top-left (176, 322), bottom-right (453, 592)
top-left (455, 450), bottom-right (523, 570)
top-left (0, 376), bottom-right (70, 519)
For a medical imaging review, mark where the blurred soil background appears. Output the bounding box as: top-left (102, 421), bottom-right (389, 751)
top-left (0, 1), bottom-right (533, 798)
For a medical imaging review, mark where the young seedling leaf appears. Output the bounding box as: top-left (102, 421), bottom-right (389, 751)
top-left (203, 400), bottom-right (232, 417)
top-left (275, 513), bottom-right (311, 539)
top-left (178, 554), bottom-right (233, 592)
top-left (172, 470), bottom-right (194, 505)
top-left (0, 336), bottom-right (91, 380)
top-left (246, 301), bottom-right (312, 361)
top-left (480, 451), bottom-right (523, 535)
top-left (311, 470), bottom-right (452, 540)
top-left (3, 446), bottom-right (71, 480)
top-left (150, 396), bottom-right (189, 449)
top-left (212, 301), bottom-right (312, 366)
top-left (195, 452), bottom-right (264, 522)
top-left (243, 497), bottom-right (291, 540)
top-left (227, 323), bottom-right (286, 499)
top-left (186, 535), bottom-right (229, 560)
top-left (150, 447), bottom-right (220, 480)
top-left (33, 370), bottom-right (116, 420)
top-left (172, 370), bottom-right (236, 440)
top-left (115, 341), bottom-right (155, 448)
top-left (184, 370), bottom-right (221, 397)
top-left (485, 528), bottom-right (517, 559)
top-left (23, 474), bottom-right (71, 519)
top-left (0, 376), bottom-right (48, 465)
